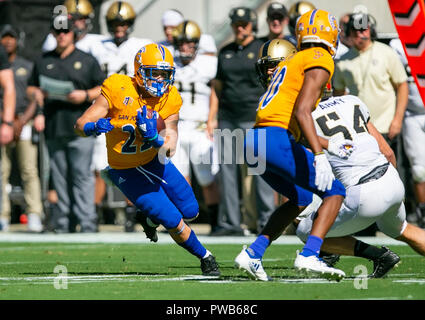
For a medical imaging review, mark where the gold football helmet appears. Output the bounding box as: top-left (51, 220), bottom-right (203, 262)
top-left (64, 0), bottom-right (94, 19)
top-left (106, 1), bottom-right (136, 33)
top-left (256, 39), bottom-right (297, 89)
top-left (296, 9), bottom-right (339, 57)
top-left (134, 43), bottom-right (175, 97)
top-left (172, 20), bottom-right (201, 63)
top-left (288, 1), bottom-right (316, 35)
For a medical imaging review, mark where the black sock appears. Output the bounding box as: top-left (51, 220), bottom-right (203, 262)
top-left (354, 240), bottom-right (386, 260)
top-left (207, 204), bottom-right (218, 229)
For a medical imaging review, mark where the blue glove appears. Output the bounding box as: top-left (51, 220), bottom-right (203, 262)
top-left (136, 105), bottom-right (164, 148)
top-left (83, 117), bottom-right (114, 136)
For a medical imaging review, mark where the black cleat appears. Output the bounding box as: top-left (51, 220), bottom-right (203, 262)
top-left (321, 253), bottom-right (340, 268)
top-left (369, 246), bottom-right (400, 278)
top-left (201, 255), bottom-right (221, 276)
top-left (135, 211), bottom-right (158, 243)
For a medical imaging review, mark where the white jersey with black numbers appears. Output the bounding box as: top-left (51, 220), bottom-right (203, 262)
top-left (313, 95), bottom-right (388, 187)
top-left (174, 54), bottom-right (217, 122)
top-left (90, 37), bottom-right (153, 76)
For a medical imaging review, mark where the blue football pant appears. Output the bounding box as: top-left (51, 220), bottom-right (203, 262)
top-left (107, 156), bottom-right (199, 229)
top-left (245, 126), bottom-right (346, 205)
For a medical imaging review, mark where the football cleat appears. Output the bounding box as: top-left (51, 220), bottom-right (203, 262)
top-left (134, 210), bottom-right (158, 242)
top-left (294, 250), bottom-right (345, 281)
top-left (320, 252), bottom-right (340, 268)
top-left (201, 254), bottom-right (221, 276)
top-left (369, 246), bottom-right (400, 278)
top-left (234, 246), bottom-right (269, 281)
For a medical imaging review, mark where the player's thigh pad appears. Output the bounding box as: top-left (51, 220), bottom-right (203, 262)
top-left (161, 159), bottom-right (199, 221)
top-left (107, 166), bottom-right (182, 229)
top-left (245, 126), bottom-right (345, 199)
top-left (402, 114), bottom-right (425, 183)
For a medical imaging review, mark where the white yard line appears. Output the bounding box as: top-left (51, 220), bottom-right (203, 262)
top-left (0, 233), bottom-right (408, 246)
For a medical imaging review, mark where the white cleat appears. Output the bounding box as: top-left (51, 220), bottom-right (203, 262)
top-left (234, 246), bottom-right (269, 281)
top-left (294, 251), bottom-right (345, 281)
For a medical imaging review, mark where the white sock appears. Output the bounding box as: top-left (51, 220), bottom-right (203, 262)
top-left (202, 250), bottom-right (212, 259)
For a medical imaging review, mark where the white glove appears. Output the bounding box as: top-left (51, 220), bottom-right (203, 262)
top-left (327, 139), bottom-right (356, 159)
top-left (314, 153), bottom-right (335, 192)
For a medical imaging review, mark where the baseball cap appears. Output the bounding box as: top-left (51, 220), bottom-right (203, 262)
top-left (161, 9), bottom-right (184, 27)
top-left (229, 7), bottom-right (253, 24)
top-left (0, 24), bottom-right (19, 39)
top-left (267, 2), bottom-right (288, 20)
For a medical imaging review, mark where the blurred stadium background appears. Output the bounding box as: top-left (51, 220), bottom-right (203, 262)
top-left (0, 0), bottom-right (398, 62)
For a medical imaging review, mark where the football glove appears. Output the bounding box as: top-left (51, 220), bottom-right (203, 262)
top-left (327, 139), bottom-right (356, 159)
top-left (136, 105), bottom-right (164, 148)
top-left (314, 153), bottom-right (335, 192)
top-left (83, 118), bottom-right (114, 136)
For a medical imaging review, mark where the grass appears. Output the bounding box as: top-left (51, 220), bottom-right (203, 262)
top-left (0, 242), bottom-right (424, 300)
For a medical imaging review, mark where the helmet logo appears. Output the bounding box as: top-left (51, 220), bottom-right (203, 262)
top-left (158, 45), bottom-right (166, 60)
top-left (309, 9), bottom-right (318, 25)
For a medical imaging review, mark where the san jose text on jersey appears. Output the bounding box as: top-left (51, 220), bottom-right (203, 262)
top-left (101, 74), bottom-right (182, 169)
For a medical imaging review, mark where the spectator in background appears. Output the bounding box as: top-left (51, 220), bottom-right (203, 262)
top-left (334, 13), bottom-right (408, 146)
top-left (259, 2), bottom-right (296, 46)
top-left (207, 7), bottom-right (275, 236)
top-left (159, 8), bottom-right (217, 57)
top-left (0, 43), bottom-right (15, 231)
top-left (288, 1), bottom-right (316, 36)
top-left (171, 20), bottom-right (220, 234)
top-left (390, 38), bottom-right (425, 228)
top-left (334, 13), bottom-right (352, 60)
top-left (158, 9), bottom-right (184, 56)
top-left (42, 0), bottom-right (106, 55)
top-left (27, 14), bottom-right (105, 233)
top-left (0, 24), bottom-right (44, 232)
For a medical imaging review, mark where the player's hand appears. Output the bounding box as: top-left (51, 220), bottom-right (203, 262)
top-left (83, 117), bottom-right (114, 136)
top-left (314, 153), bottom-right (335, 192)
top-left (327, 139), bottom-right (356, 159)
top-left (206, 118), bottom-right (217, 141)
top-left (136, 105), bottom-right (164, 148)
top-left (387, 118), bottom-right (402, 140)
top-left (136, 105), bottom-right (158, 140)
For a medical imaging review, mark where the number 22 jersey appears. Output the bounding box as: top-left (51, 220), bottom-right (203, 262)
top-left (101, 74), bottom-right (182, 169)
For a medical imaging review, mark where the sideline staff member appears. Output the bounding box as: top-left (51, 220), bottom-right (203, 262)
top-left (207, 7), bottom-right (275, 236)
top-left (28, 14), bottom-right (106, 233)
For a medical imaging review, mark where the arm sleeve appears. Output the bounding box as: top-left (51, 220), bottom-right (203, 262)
top-left (100, 74), bottom-right (117, 109)
top-left (386, 48), bottom-right (408, 85)
top-left (0, 45), bottom-right (10, 70)
top-left (27, 60), bottom-right (40, 87)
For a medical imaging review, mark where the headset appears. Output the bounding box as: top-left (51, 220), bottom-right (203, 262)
top-left (345, 13), bottom-right (377, 40)
top-left (228, 7), bottom-right (258, 32)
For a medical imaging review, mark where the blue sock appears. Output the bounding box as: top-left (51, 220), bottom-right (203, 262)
top-left (246, 235), bottom-right (270, 259)
top-left (178, 230), bottom-right (207, 259)
top-left (300, 235), bottom-right (323, 257)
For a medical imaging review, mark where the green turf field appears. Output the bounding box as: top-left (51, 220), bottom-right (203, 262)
top-left (0, 241), bottom-right (424, 300)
